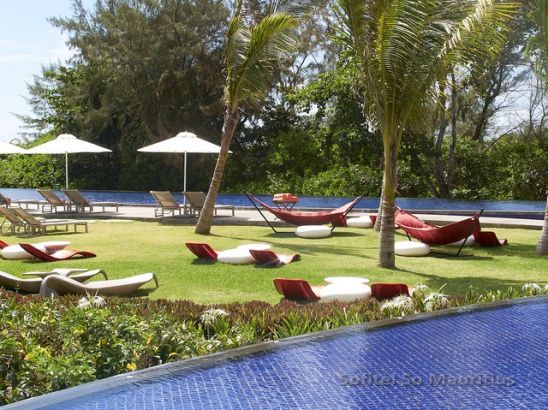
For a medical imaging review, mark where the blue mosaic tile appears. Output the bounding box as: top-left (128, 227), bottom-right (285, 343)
top-left (45, 301), bottom-right (547, 409)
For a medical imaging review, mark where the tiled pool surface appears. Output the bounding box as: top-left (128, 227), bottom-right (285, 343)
top-left (9, 298), bottom-right (547, 409)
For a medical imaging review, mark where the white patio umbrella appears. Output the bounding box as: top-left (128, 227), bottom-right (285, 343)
top-left (0, 141), bottom-right (29, 154)
top-left (137, 131), bottom-right (223, 201)
top-left (28, 134), bottom-right (111, 189)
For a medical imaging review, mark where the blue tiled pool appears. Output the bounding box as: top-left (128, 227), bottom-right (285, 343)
top-left (10, 298), bottom-right (547, 409)
top-left (0, 187), bottom-right (545, 216)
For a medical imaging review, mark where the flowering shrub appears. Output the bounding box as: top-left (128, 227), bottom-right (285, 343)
top-left (0, 283), bottom-right (546, 405)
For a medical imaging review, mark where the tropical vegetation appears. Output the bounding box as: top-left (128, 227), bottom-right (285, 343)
top-left (0, 0), bottom-right (542, 203)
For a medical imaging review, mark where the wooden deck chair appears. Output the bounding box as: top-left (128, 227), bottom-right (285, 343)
top-left (0, 207), bottom-right (27, 234)
top-left (12, 208), bottom-right (88, 236)
top-left (150, 191), bottom-right (184, 217)
top-left (183, 191), bottom-right (235, 217)
top-left (39, 272), bottom-right (159, 297)
top-left (37, 189), bottom-right (67, 212)
top-left (62, 189), bottom-right (119, 213)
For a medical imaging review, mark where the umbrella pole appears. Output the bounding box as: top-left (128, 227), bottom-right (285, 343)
top-left (183, 152), bottom-right (187, 213)
top-left (65, 152), bottom-right (69, 189)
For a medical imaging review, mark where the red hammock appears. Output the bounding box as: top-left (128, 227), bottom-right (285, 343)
top-left (247, 194), bottom-right (362, 232)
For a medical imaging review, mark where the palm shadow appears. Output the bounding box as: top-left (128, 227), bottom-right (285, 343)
top-left (394, 268), bottom-right (529, 294)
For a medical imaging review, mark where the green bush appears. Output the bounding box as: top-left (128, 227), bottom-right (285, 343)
top-left (1, 283), bottom-right (546, 405)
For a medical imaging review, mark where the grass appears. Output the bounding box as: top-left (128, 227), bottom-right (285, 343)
top-left (1, 220), bottom-right (546, 304)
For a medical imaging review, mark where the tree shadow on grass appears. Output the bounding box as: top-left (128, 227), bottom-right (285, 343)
top-left (393, 268), bottom-right (528, 294)
top-left (127, 287), bottom-right (159, 298)
top-left (190, 259), bottom-right (216, 266)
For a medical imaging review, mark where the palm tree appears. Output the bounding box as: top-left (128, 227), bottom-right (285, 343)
top-left (335, 0), bottom-right (517, 268)
top-left (537, 196), bottom-right (548, 255)
top-left (195, 1), bottom-right (303, 234)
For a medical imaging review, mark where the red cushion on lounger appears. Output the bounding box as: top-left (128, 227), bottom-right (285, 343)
top-left (473, 231), bottom-right (507, 247)
top-left (185, 243), bottom-right (218, 260)
top-left (273, 278), bottom-right (320, 302)
top-left (250, 249), bottom-right (300, 266)
top-left (371, 283), bottom-right (411, 300)
top-left (18, 243), bottom-right (96, 262)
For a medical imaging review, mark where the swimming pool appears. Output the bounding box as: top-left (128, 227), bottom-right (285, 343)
top-left (8, 297), bottom-right (547, 409)
top-left (1, 188), bottom-right (545, 217)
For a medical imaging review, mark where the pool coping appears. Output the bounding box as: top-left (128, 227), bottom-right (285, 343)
top-left (5, 295), bottom-right (547, 409)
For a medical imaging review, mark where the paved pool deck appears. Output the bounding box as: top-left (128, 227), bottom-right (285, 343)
top-left (40, 205), bottom-right (544, 230)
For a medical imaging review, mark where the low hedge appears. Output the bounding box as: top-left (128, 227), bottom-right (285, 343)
top-left (1, 282), bottom-right (546, 405)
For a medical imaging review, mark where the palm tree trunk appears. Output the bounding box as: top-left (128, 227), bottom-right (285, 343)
top-left (536, 195), bottom-right (548, 255)
top-left (374, 184), bottom-right (383, 231)
top-left (195, 108), bottom-right (240, 234)
top-left (378, 139), bottom-right (397, 268)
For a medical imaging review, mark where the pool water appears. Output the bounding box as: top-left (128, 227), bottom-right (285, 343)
top-left (0, 188), bottom-right (544, 213)
top-left (15, 299), bottom-right (547, 409)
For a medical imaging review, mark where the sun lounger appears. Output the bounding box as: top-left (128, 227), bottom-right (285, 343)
top-left (0, 269), bottom-right (107, 294)
top-left (150, 191), bottom-right (184, 217)
top-left (183, 191), bottom-right (235, 217)
top-left (19, 243), bottom-right (96, 261)
top-left (0, 207), bottom-right (27, 234)
top-left (12, 207), bottom-right (88, 236)
top-left (36, 189), bottom-right (68, 212)
top-left (273, 278), bottom-right (322, 302)
top-left (0, 192), bottom-right (44, 210)
top-left (371, 283), bottom-right (412, 300)
top-left (249, 249), bottom-right (300, 266)
top-left (62, 189), bottom-right (119, 213)
top-left (186, 243), bottom-right (218, 260)
top-left (39, 272), bottom-right (159, 297)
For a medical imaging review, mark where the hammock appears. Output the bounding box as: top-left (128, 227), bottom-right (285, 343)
top-left (247, 194), bottom-right (363, 233)
top-left (397, 210), bottom-right (482, 256)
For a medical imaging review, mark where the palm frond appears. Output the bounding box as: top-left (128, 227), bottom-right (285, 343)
top-left (226, 12), bottom-right (298, 106)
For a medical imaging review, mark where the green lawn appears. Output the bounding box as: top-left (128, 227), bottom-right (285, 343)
top-left (2, 220), bottom-right (546, 304)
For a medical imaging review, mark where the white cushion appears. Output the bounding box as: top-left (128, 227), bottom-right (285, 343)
top-left (295, 225), bottom-right (331, 238)
top-left (447, 235), bottom-right (475, 247)
top-left (36, 241), bottom-right (71, 251)
top-left (395, 241), bottom-right (431, 257)
top-left (346, 216), bottom-right (373, 228)
top-left (320, 284), bottom-right (372, 303)
top-left (236, 243), bottom-right (272, 251)
top-left (217, 248), bottom-right (255, 264)
top-left (2, 244), bottom-right (48, 260)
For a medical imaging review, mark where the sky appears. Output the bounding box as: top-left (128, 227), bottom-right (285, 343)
top-left (0, 0), bottom-right (92, 142)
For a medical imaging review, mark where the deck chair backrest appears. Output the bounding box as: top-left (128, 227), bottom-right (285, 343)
top-left (11, 207), bottom-right (40, 225)
top-left (37, 189), bottom-right (65, 205)
top-left (0, 193), bottom-right (10, 205)
top-left (0, 207), bottom-right (24, 225)
top-left (183, 192), bottom-right (206, 208)
top-left (150, 191), bottom-right (179, 207)
top-left (62, 189), bottom-right (89, 205)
